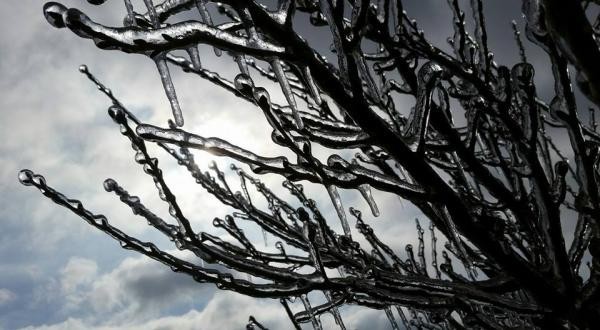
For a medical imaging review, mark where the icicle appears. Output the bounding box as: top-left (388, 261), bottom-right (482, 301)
top-left (186, 47), bottom-right (202, 70)
top-left (384, 307), bottom-right (401, 330)
top-left (142, 0), bottom-right (159, 27)
top-left (235, 54), bottom-right (250, 76)
top-left (194, 0), bottom-right (221, 56)
top-left (439, 206), bottom-right (477, 280)
top-left (123, 0), bottom-right (135, 26)
top-left (281, 299), bottom-right (302, 330)
top-left (271, 59), bottom-right (303, 130)
top-left (354, 52), bottom-right (382, 102)
top-left (303, 66), bottom-right (322, 106)
top-left (403, 62), bottom-right (446, 153)
top-left (319, 0), bottom-right (348, 79)
top-left (326, 185), bottom-right (351, 238)
top-left (262, 228), bottom-right (268, 247)
top-left (511, 20), bottom-right (528, 63)
top-left (154, 55), bottom-right (184, 126)
top-left (430, 222), bottom-right (442, 279)
top-left (300, 294), bottom-right (323, 330)
top-left (323, 291), bottom-right (346, 330)
top-left (416, 219), bottom-right (428, 276)
top-left (357, 183), bottom-right (380, 217)
top-left (395, 306), bottom-right (411, 330)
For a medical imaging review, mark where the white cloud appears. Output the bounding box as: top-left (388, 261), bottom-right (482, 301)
top-left (60, 255), bottom-right (207, 322)
top-left (60, 257), bottom-right (98, 310)
top-left (0, 289), bottom-right (16, 306)
top-left (18, 291), bottom-right (398, 330)
top-left (17, 292), bottom-right (288, 330)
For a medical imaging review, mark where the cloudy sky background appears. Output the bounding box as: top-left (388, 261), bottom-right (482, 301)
top-left (0, 1), bottom-right (581, 329)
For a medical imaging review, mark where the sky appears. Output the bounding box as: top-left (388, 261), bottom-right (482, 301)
top-left (0, 1), bottom-right (575, 329)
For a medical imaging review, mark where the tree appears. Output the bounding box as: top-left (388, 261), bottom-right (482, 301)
top-left (18, 0), bottom-right (600, 328)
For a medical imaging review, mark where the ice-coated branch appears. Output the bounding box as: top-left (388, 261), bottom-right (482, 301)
top-left (43, 2), bottom-right (286, 57)
top-left (28, 0), bottom-right (600, 328)
top-left (135, 124), bottom-right (428, 198)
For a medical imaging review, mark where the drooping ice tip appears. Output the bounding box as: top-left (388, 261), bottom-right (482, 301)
top-left (18, 169), bottom-right (46, 187)
top-left (234, 73), bottom-right (254, 95)
top-left (253, 87), bottom-right (270, 106)
top-left (43, 2), bottom-right (68, 28)
top-left (103, 178), bottom-right (117, 192)
top-left (18, 169), bottom-right (35, 186)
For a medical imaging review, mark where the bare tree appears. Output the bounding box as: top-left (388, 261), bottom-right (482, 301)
top-left (19, 0), bottom-right (600, 328)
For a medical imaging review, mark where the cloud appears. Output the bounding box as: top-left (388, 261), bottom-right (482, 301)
top-left (3, 1), bottom-right (575, 330)
top-left (55, 252), bottom-right (216, 325)
top-left (17, 290), bottom-right (286, 330)
top-left (0, 289), bottom-right (17, 306)
top-left (18, 291), bottom-right (399, 330)
top-left (59, 257), bottom-right (98, 310)
top-left (60, 257), bottom-right (98, 293)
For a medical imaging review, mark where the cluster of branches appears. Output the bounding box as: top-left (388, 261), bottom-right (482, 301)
top-left (20, 0), bottom-right (600, 328)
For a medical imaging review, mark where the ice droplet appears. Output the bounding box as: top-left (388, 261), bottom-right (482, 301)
top-left (234, 73), bottom-right (254, 95)
top-left (18, 169), bottom-right (34, 186)
top-left (253, 87), bottom-right (270, 107)
top-left (43, 2), bottom-right (68, 28)
top-left (103, 178), bottom-right (117, 192)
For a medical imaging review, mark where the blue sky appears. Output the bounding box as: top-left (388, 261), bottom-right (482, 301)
top-left (0, 1), bottom-right (577, 329)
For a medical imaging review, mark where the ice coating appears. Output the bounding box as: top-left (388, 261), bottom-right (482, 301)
top-left (31, 0), bottom-right (599, 328)
top-left (186, 46), bottom-right (202, 70)
top-left (155, 56), bottom-right (184, 127)
top-left (18, 169), bottom-right (36, 186)
top-left (194, 0), bottom-right (222, 56)
top-left (302, 66), bottom-right (322, 106)
top-left (300, 294), bottom-right (323, 330)
top-left (357, 183), bottom-right (380, 217)
top-left (271, 59), bottom-right (304, 130)
top-left (384, 306), bottom-right (401, 330)
top-left (402, 62), bottom-right (446, 153)
top-left (326, 185), bottom-right (350, 238)
top-left (43, 2), bottom-right (67, 28)
top-left (233, 73), bottom-right (254, 95)
top-left (42, 4), bottom-right (286, 56)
